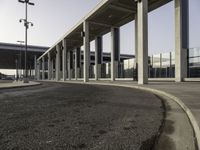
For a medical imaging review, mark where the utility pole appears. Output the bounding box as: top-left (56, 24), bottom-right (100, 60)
top-left (15, 58), bottom-right (19, 81)
top-left (18, 0), bottom-right (34, 83)
top-left (17, 40), bottom-right (24, 80)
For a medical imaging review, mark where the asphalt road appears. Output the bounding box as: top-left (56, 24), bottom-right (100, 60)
top-left (0, 82), bottom-right (164, 150)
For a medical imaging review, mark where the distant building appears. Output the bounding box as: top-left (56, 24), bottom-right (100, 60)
top-left (0, 42), bottom-right (49, 70)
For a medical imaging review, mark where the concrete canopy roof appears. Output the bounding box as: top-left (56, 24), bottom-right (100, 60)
top-left (38, 0), bottom-right (171, 60)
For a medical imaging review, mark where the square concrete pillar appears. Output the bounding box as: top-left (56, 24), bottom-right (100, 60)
top-left (67, 50), bottom-right (71, 80)
top-left (62, 39), bottom-right (67, 81)
top-left (42, 57), bottom-right (45, 80)
top-left (51, 59), bottom-right (54, 80)
top-left (77, 47), bottom-right (81, 79)
top-left (137, 0), bottom-right (148, 84)
top-left (83, 21), bottom-right (90, 82)
top-left (95, 36), bottom-right (103, 81)
top-left (70, 51), bottom-right (74, 78)
top-left (74, 50), bottom-right (77, 80)
top-left (160, 53), bottom-right (162, 77)
top-left (74, 47), bottom-right (81, 80)
top-left (134, 13), bottom-right (138, 80)
top-left (48, 53), bottom-right (51, 80)
top-left (56, 45), bottom-right (61, 81)
top-left (37, 60), bottom-right (40, 80)
top-left (34, 55), bottom-right (37, 80)
top-left (175, 0), bottom-right (189, 82)
top-left (111, 27), bottom-right (120, 81)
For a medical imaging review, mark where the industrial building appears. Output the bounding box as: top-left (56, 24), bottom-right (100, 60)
top-left (0, 42), bottom-right (48, 78)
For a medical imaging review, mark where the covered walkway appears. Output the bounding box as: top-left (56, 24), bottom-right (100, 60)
top-left (37, 0), bottom-right (189, 84)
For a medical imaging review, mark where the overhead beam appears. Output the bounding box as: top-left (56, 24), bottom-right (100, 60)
top-left (109, 4), bottom-right (136, 13)
top-left (89, 21), bottom-right (113, 28)
top-left (65, 39), bottom-right (81, 42)
top-left (149, 0), bottom-right (172, 12)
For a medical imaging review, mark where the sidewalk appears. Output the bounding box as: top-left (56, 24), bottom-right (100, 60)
top-left (0, 81), bottom-right (41, 89)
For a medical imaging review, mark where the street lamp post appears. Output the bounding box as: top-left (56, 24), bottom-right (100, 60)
top-left (15, 58), bottom-right (19, 81)
top-left (17, 40), bottom-right (24, 80)
top-left (18, 0), bottom-right (34, 83)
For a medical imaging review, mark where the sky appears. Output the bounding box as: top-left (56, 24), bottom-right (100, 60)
top-left (0, 0), bottom-right (200, 56)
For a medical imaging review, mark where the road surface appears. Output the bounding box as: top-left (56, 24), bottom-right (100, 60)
top-left (0, 82), bottom-right (164, 150)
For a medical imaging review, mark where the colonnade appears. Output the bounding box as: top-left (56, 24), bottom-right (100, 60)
top-left (36, 0), bottom-right (189, 85)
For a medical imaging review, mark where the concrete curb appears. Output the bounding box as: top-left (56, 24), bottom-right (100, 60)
top-left (0, 81), bottom-right (41, 90)
top-left (50, 80), bottom-right (200, 150)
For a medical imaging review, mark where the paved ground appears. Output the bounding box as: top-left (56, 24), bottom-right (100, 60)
top-left (0, 82), bottom-right (164, 150)
top-left (112, 81), bottom-right (200, 127)
top-left (87, 80), bottom-right (200, 149)
top-left (0, 80), bottom-right (13, 83)
top-left (0, 81), bottom-right (40, 89)
top-left (86, 80), bottom-right (200, 128)
top-left (145, 82), bottom-right (200, 126)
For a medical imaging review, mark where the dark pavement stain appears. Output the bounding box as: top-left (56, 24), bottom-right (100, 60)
top-left (154, 135), bottom-right (176, 150)
top-left (164, 120), bottom-right (175, 134)
top-left (123, 127), bottom-right (131, 131)
top-left (152, 94), bottom-right (176, 150)
top-left (140, 135), bottom-right (156, 150)
top-left (48, 124), bottom-right (55, 128)
top-left (98, 130), bottom-right (107, 135)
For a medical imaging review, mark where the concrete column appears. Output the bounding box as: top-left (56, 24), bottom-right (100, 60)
top-left (83, 21), bottom-right (90, 82)
top-left (56, 45), bottom-right (61, 81)
top-left (51, 59), bottom-right (54, 80)
top-left (137, 0), bottom-right (148, 84)
top-left (48, 53), bottom-right (51, 80)
top-left (77, 47), bottom-right (81, 79)
top-left (160, 53), bottom-right (162, 77)
top-left (175, 0), bottom-right (189, 82)
top-left (42, 57), bottom-right (45, 80)
top-left (74, 50), bottom-right (77, 80)
top-left (169, 52), bottom-right (172, 77)
top-left (134, 13), bottom-right (138, 80)
top-left (70, 51), bottom-right (74, 78)
top-left (74, 48), bottom-right (81, 80)
top-left (111, 27), bottom-right (120, 81)
top-left (67, 50), bottom-right (71, 80)
top-left (95, 36), bottom-right (103, 81)
top-left (151, 55), bottom-right (154, 78)
top-left (62, 39), bottom-right (67, 81)
top-left (34, 55), bottom-right (37, 80)
top-left (37, 60), bottom-right (40, 80)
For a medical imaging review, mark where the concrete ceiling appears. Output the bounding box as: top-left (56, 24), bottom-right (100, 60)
top-left (40, 0), bottom-right (172, 60)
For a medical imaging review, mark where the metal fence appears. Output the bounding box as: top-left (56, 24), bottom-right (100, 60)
top-left (40, 48), bottom-right (200, 79)
top-left (188, 48), bottom-right (200, 77)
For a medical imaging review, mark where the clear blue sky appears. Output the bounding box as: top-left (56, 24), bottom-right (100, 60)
top-left (0, 0), bottom-right (199, 55)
